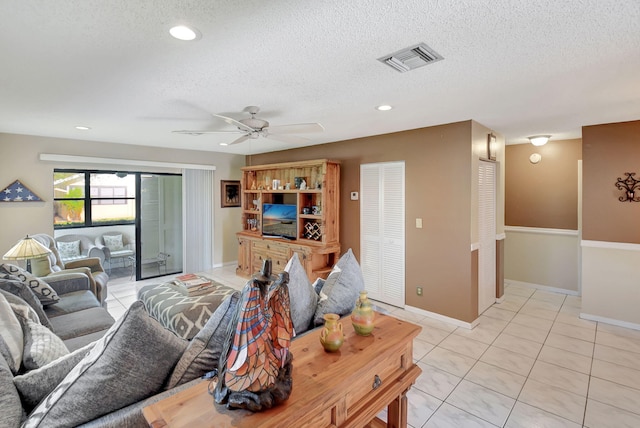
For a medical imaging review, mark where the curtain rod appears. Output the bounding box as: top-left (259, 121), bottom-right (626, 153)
top-left (39, 154), bottom-right (216, 171)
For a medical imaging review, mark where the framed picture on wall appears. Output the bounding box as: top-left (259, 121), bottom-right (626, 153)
top-left (221, 180), bottom-right (241, 208)
top-left (487, 133), bottom-right (497, 161)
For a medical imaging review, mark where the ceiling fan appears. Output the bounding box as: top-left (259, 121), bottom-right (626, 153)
top-left (172, 106), bottom-right (324, 146)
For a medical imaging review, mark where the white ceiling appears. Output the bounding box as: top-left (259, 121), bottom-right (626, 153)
top-left (1, 1), bottom-right (639, 155)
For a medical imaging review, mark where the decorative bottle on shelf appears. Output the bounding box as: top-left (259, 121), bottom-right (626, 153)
top-left (351, 291), bottom-right (375, 336)
top-left (319, 313), bottom-right (344, 352)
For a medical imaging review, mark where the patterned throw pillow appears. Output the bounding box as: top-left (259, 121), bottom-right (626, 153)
top-left (20, 316), bottom-right (69, 371)
top-left (102, 234), bottom-right (124, 251)
top-left (167, 291), bottom-right (240, 389)
top-left (56, 241), bottom-right (80, 259)
top-left (138, 280), bottom-right (237, 339)
top-left (23, 301), bottom-right (187, 428)
top-left (285, 253), bottom-right (318, 334)
top-left (0, 264), bottom-right (59, 305)
top-left (313, 248), bottom-right (365, 325)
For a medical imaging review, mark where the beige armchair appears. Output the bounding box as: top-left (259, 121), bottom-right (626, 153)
top-left (95, 232), bottom-right (135, 273)
top-left (55, 234), bottom-right (106, 265)
top-left (31, 233), bottom-right (109, 306)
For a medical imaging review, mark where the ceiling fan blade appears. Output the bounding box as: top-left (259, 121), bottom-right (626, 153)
top-left (172, 130), bottom-right (243, 135)
top-left (211, 113), bottom-right (255, 133)
top-left (267, 123), bottom-right (324, 134)
top-left (264, 133), bottom-right (311, 144)
top-left (227, 135), bottom-right (252, 145)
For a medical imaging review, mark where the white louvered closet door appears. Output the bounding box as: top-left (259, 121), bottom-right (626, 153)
top-left (478, 161), bottom-right (497, 314)
top-left (360, 162), bottom-right (405, 307)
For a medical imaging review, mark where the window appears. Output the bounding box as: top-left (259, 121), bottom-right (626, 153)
top-left (54, 170), bottom-right (136, 228)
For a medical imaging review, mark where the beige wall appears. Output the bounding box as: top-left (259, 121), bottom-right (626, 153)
top-left (581, 120), bottom-right (640, 327)
top-left (504, 229), bottom-right (580, 293)
top-left (506, 139), bottom-right (581, 230)
top-left (0, 133), bottom-right (244, 267)
top-left (583, 120), bottom-right (640, 243)
top-left (503, 139), bottom-right (582, 292)
top-left (248, 120), bottom-right (505, 323)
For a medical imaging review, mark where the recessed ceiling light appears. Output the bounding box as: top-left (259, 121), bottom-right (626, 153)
top-left (169, 25), bottom-right (201, 41)
top-left (219, 142), bottom-right (228, 146)
top-left (75, 126), bottom-right (91, 130)
top-left (376, 105), bottom-right (393, 111)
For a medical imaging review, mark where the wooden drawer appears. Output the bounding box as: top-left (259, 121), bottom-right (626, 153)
top-left (251, 252), bottom-right (289, 275)
top-left (344, 343), bottom-right (410, 416)
top-left (252, 240), bottom-right (290, 258)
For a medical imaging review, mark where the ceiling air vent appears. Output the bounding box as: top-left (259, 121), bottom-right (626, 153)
top-left (378, 43), bottom-right (443, 73)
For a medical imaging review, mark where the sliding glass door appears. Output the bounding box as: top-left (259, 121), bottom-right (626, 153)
top-left (137, 174), bottom-right (183, 279)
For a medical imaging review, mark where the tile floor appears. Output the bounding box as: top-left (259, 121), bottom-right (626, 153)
top-left (106, 267), bottom-right (640, 428)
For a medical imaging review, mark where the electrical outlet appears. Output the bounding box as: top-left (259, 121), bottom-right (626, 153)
top-left (416, 286), bottom-right (423, 296)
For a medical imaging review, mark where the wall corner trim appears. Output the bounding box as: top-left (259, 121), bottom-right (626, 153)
top-left (505, 226), bottom-right (579, 236)
top-left (505, 279), bottom-right (580, 296)
top-left (404, 305), bottom-right (479, 330)
top-left (496, 233), bottom-right (506, 240)
top-left (581, 240), bottom-right (640, 252)
top-left (470, 242), bottom-right (480, 251)
top-left (580, 312), bottom-right (640, 332)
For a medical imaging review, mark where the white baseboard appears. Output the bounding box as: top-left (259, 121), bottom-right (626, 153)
top-left (506, 279), bottom-right (580, 296)
top-left (580, 312), bottom-right (640, 331)
top-left (495, 296), bottom-right (505, 303)
top-left (405, 305), bottom-right (479, 330)
top-left (210, 260), bottom-right (238, 269)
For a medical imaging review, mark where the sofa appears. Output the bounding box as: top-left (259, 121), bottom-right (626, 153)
top-left (0, 249), bottom-right (366, 427)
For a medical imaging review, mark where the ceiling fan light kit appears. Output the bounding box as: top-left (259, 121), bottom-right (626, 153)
top-left (173, 106), bottom-right (324, 146)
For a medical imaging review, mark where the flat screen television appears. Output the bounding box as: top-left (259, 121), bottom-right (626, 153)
top-left (262, 203), bottom-right (297, 240)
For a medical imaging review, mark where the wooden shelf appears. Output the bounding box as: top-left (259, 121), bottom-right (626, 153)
top-left (237, 159), bottom-right (340, 281)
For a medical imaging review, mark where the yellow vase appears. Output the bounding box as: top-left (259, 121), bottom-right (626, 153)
top-left (319, 313), bottom-right (344, 352)
top-left (351, 291), bottom-right (375, 336)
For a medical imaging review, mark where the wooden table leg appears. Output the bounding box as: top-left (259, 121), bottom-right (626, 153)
top-left (386, 388), bottom-right (409, 428)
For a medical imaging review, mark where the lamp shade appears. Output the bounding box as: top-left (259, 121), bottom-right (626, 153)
top-left (3, 235), bottom-right (52, 261)
top-left (528, 135), bottom-right (551, 146)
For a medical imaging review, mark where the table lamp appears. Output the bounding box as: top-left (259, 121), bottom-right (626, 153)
top-left (3, 235), bottom-right (52, 273)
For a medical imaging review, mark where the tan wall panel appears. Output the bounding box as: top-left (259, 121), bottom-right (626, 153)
top-left (505, 139), bottom-right (581, 230)
top-left (582, 120), bottom-right (640, 243)
top-left (248, 121), bottom-right (483, 322)
top-left (0, 133), bottom-right (245, 265)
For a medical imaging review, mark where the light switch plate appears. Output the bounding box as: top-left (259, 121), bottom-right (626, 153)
top-left (350, 191), bottom-right (359, 200)
top-left (416, 218), bottom-right (423, 228)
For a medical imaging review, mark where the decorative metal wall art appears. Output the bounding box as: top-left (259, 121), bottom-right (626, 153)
top-left (615, 172), bottom-right (640, 202)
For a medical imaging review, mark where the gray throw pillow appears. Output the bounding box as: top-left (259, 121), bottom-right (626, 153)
top-left (313, 249), bottom-right (365, 325)
top-left (0, 277), bottom-right (53, 331)
top-left (23, 301), bottom-right (188, 428)
top-left (284, 253), bottom-right (318, 334)
top-left (0, 354), bottom-right (23, 428)
top-left (14, 343), bottom-right (94, 412)
top-left (0, 293), bottom-right (23, 373)
top-left (167, 291), bottom-right (240, 389)
top-left (138, 281), bottom-right (236, 339)
top-left (0, 264), bottom-right (60, 305)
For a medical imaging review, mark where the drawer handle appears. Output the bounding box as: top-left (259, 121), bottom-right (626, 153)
top-left (372, 375), bottom-right (382, 390)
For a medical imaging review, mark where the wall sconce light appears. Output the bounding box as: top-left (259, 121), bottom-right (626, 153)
top-left (528, 135), bottom-right (551, 146)
top-left (615, 172), bottom-right (640, 202)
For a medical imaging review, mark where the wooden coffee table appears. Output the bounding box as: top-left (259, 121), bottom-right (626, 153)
top-left (143, 313), bottom-right (421, 428)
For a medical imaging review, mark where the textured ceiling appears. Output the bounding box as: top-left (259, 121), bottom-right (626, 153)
top-left (1, 0), bottom-right (639, 155)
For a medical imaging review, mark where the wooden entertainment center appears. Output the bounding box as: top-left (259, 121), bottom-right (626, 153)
top-left (143, 313), bottom-right (422, 428)
top-left (236, 159), bottom-right (341, 280)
